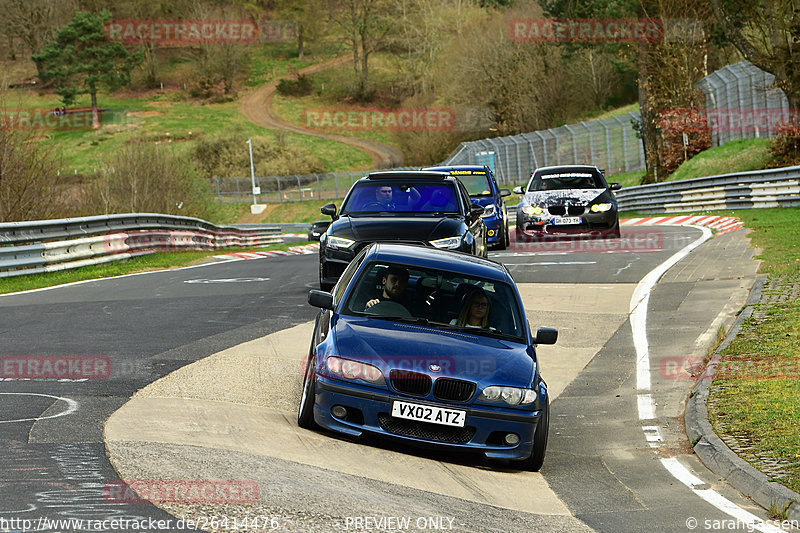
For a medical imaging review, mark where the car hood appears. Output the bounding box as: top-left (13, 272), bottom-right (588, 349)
top-left (523, 189), bottom-right (606, 206)
top-left (330, 216), bottom-right (464, 242)
top-left (332, 316), bottom-right (535, 387)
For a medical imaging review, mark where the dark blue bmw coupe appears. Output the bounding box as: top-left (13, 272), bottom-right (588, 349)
top-left (299, 243), bottom-right (557, 470)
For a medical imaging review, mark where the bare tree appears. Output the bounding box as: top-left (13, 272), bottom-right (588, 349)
top-left (709, 0), bottom-right (800, 111)
top-left (434, 10), bottom-right (573, 135)
top-left (0, 111), bottom-right (63, 222)
top-left (0, 0), bottom-right (76, 73)
top-left (391, 0), bottom-right (484, 97)
top-left (188, 2), bottom-right (255, 96)
top-left (89, 142), bottom-right (205, 216)
top-left (333, 0), bottom-right (401, 99)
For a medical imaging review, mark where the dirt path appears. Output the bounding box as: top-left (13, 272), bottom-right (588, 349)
top-left (240, 54), bottom-right (405, 169)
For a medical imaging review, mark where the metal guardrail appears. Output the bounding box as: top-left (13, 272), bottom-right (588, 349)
top-left (615, 165), bottom-right (800, 214)
top-left (0, 213), bottom-right (282, 279)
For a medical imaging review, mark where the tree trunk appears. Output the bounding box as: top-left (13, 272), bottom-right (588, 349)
top-left (298, 22), bottom-right (305, 60)
top-left (143, 42), bottom-right (158, 88)
top-left (90, 83), bottom-right (100, 130)
top-left (7, 34), bottom-right (15, 61)
top-left (638, 42), bottom-right (661, 181)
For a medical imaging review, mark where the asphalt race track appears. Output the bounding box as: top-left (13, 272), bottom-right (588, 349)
top-left (1, 225), bottom-right (785, 533)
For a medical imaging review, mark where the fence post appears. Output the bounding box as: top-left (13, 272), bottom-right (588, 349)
top-left (277, 177), bottom-right (282, 202)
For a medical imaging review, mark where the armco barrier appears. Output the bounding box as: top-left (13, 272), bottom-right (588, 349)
top-left (615, 165), bottom-right (800, 213)
top-left (0, 213), bottom-right (282, 278)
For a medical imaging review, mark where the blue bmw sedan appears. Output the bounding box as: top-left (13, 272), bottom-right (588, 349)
top-left (299, 243), bottom-right (557, 470)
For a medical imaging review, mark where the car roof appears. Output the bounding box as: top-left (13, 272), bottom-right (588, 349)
top-left (366, 170), bottom-right (451, 180)
top-left (363, 243), bottom-right (513, 283)
top-left (533, 165), bottom-right (600, 173)
top-left (422, 165), bottom-right (489, 172)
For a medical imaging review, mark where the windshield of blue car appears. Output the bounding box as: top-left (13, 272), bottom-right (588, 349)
top-left (342, 261), bottom-right (526, 340)
top-left (448, 171), bottom-right (493, 196)
top-left (528, 171), bottom-right (606, 191)
top-left (341, 182), bottom-right (461, 214)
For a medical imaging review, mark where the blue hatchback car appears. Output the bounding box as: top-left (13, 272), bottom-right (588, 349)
top-left (299, 243), bottom-right (557, 470)
top-left (423, 165), bottom-right (511, 249)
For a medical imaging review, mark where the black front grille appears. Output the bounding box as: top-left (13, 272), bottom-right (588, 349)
top-left (433, 378), bottom-right (476, 402)
top-left (378, 413), bottom-right (476, 444)
top-left (547, 205), bottom-right (585, 216)
top-left (390, 370), bottom-right (432, 396)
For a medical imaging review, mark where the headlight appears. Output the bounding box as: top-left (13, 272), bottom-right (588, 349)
top-left (430, 236), bottom-right (461, 249)
top-left (481, 205), bottom-right (496, 218)
top-left (478, 386), bottom-right (538, 406)
top-left (590, 203), bottom-right (613, 212)
top-left (522, 205), bottom-right (543, 216)
top-left (327, 236), bottom-right (356, 250)
top-left (325, 356), bottom-right (385, 385)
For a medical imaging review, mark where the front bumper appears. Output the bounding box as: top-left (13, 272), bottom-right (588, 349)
top-left (516, 209), bottom-right (618, 237)
top-left (482, 215), bottom-right (504, 244)
top-left (319, 247), bottom-right (356, 287)
top-left (313, 377), bottom-right (541, 461)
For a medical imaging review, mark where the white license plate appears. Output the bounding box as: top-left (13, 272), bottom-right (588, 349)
top-left (391, 401), bottom-right (466, 427)
top-left (551, 216), bottom-right (582, 225)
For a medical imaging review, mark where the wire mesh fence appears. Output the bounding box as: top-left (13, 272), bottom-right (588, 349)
top-left (696, 61), bottom-right (791, 147)
top-left (211, 168), bottom-right (418, 203)
top-left (442, 111), bottom-right (646, 186)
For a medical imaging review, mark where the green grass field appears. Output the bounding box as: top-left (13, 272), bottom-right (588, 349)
top-left (2, 41), bottom-right (370, 176)
top-left (708, 207), bottom-right (800, 494)
top-left (667, 138), bottom-right (772, 182)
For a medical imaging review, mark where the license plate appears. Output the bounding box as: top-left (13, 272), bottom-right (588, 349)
top-left (391, 401), bottom-right (466, 427)
top-left (551, 216), bottom-right (582, 225)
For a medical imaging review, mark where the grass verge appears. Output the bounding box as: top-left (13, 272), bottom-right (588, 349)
top-left (667, 138), bottom-right (772, 182)
top-left (0, 242), bottom-right (312, 296)
top-left (706, 207), bottom-right (800, 493)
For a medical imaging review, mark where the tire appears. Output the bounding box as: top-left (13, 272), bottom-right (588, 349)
top-left (297, 355), bottom-right (317, 429)
top-left (519, 395), bottom-right (549, 471)
top-left (605, 222), bottom-right (621, 239)
top-left (504, 222), bottom-right (510, 248)
top-left (495, 224), bottom-right (508, 250)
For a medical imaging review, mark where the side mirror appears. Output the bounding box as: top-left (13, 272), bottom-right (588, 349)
top-left (308, 290), bottom-right (334, 310)
top-left (499, 188), bottom-right (511, 197)
top-left (470, 203), bottom-right (485, 218)
top-left (532, 327), bottom-right (558, 345)
top-left (321, 204), bottom-right (337, 219)
top-left (513, 186), bottom-right (524, 195)
top-left (609, 183), bottom-right (622, 191)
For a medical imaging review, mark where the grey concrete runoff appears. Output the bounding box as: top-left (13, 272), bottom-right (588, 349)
top-left (685, 275), bottom-right (800, 522)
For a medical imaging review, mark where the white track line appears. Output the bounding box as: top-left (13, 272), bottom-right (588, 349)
top-left (628, 224), bottom-right (789, 531)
